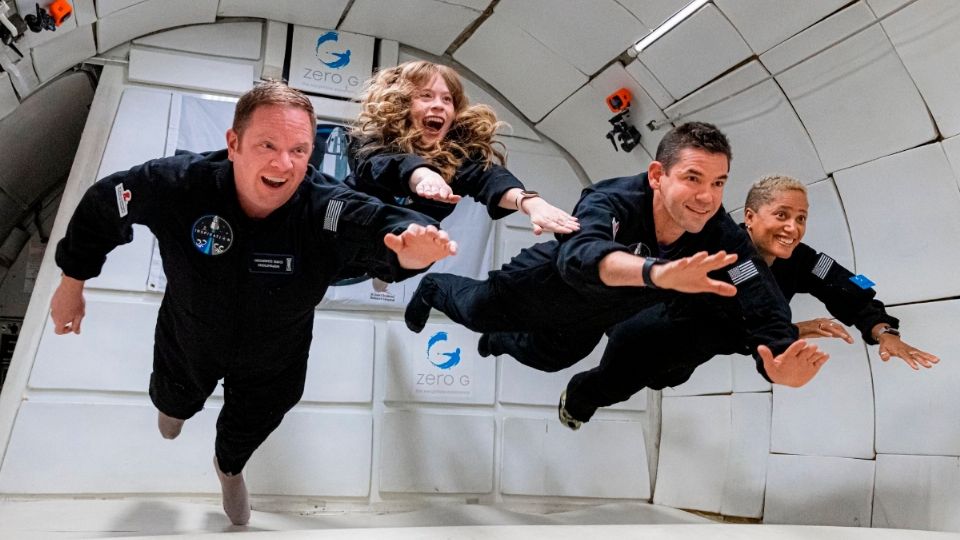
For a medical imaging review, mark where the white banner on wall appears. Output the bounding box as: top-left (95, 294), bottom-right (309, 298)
top-left (288, 26), bottom-right (375, 99)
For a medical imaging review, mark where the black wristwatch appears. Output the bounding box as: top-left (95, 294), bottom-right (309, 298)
top-left (642, 257), bottom-right (667, 289)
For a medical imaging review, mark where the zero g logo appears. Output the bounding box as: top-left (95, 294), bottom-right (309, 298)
top-left (315, 31), bottom-right (351, 69)
top-left (192, 215), bottom-right (233, 256)
top-left (415, 331), bottom-right (470, 388)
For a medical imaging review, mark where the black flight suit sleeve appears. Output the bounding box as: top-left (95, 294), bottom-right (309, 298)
top-left (55, 159), bottom-right (171, 280)
top-left (555, 188), bottom-right (634, 295)
top-left (712, 216), bottom-right (798, 381)
top-left (450, 159), bottom-right (523, 219)
top-left (322, 184), bottom-right (443, 283)
top-left (791, 243), bottom-right (899, 345)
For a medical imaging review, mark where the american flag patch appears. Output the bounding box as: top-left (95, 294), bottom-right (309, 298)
top-left (324, 199), bottom-right (345, 232)
top-left (728, 259), bottom-right (759, 285)
top-left (812, 253), bottom-right (834, 279)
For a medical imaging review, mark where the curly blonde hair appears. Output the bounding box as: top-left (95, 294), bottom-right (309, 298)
top-left (351, 60), bottom-right (507, 181)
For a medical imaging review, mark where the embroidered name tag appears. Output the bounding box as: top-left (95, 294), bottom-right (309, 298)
top-left (250, 254), bottom-right (294, 274)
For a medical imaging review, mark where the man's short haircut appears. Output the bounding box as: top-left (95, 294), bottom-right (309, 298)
top-left (232, 80), bottom-right (317, 136)
top-left (745, 175), bottom-right (807, 212)
top-left (655, 121), bottom-right (732, 173)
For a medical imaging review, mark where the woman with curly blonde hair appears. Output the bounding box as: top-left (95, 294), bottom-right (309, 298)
top-left (347, 60), bottom-right (578, 235)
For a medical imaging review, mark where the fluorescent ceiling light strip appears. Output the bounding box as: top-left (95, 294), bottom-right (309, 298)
top-left (632, 0), bottom-right (709, 55)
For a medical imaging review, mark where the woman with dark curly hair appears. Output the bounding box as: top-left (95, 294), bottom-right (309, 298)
top-left (347, 60), bottom-right (579, 235)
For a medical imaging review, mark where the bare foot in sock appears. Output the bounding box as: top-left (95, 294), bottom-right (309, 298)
top-left (214, 456), bottom-right (250, 526)
top-left (157, 411), bottom-right (184, 440)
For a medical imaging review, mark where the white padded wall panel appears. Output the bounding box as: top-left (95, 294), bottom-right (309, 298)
top-left (128, 48), bottom-right (256, 96)
top-left (499, 335), bottom-right (647, 411)
top-left (379, 411), bottom-right (494, 494)
top-left (873, 300), bottom-right (960, 455)
top-left (873, 454), bottom-right (960, 532)
top-left (787, 178), bottom-right (854, 323)
top-left (133, 22), bottom-right (263, 60)
top-left (342, 0), bottom-right (482, 57)
top-left (30, 296), bottom-right (158, 392)
top-left (720, 392), bottom-right (771, 518)
top-left (616, 0), bottom-right (688, 28)
top-left (84, 225), bottom-right (154, 292)
top-left (715, 0), bottom-right (849, 54)
top-left (384, 321), bottom-right (495, 405)
top-left (0, 73), bottom-right (18, 121)
top-left (944, 135), bottom-right (960, 185)
top-left (262, 21), bottom-right (287, 80)
top-left (771, 333), bottom-right (875, 459)
top-left (0, 401), bottom-right (219, 493)
top-left (731, 354), bottom-right (771, 393)
top-left (624, 59), bottom-right (674, 109)
top-left (500, 417), bottom-right (649, 499)
top-left (654, 395), bottom-right (730, 512)
top-left (664, 61), bottom-right (825, 209)
top-left (96, 0), bottom-right (218, 54)
top-left (98, 88), bottom-right (170, 178)
top-left (30, 25), bottom-right (97, 83)
top-left (217, 0), bottom-right (347, 29)
top-left (882, 0), bottom-right (960, 138)
top-left (301, 317), bottom-right (374, 403)
top-left (537, 63), bottom-right (660, 182)
top-left (764, 454), bottom-right (875, 526)
top-left (454, 12), bottom-right (588, 123)
top-left (245, 411), bottom-right (372, 496)
top-left (73, 0), bottom-right (97, 26)
top-left (96, 0), bottom-right (148, 17)
top-left (637, 4), bottom-right (753, 99)
top-left (762, 2), bottom-right (936, 173)
top-left (493, 0), bottom-right (645, 75)
top-left (866, 0), bottom-right (915, 17)
top-left (834, 143), bottom-right (960, 304)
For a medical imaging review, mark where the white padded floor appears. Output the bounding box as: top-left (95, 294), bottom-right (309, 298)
top-left (1, 498), bottom-right (957, 540)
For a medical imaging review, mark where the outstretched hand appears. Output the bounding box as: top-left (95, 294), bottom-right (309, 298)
top-left (410, 168), bottom-right (461, 204)
top-left (648, 251), bottom-right (739, 296)
top-left (796, 318), bottom-right (854, 343)
top-left (385, 223), bottom-right (458, 269)
top-left (522, 198), bottom-right (580, 235)
top-left (877, 334), bottom-right (938, 370)
top-left (759, 340), bottom-right (829, 388)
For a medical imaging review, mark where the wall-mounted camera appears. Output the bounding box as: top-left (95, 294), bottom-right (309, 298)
top-left (604, 88), bottom-right (641, 153)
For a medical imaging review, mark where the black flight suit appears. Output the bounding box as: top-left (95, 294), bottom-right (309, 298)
top-left (346, 142), bottom-right (523, 222)
top-left (56, 150), bottom-right (437, 474)
top-left (563, 228), bottom-right (899, 422)
top-left (408, 173), bottom-right (797, 376)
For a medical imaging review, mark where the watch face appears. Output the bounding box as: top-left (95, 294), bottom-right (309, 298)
top-left (880, 327), bottom-right (900, 337)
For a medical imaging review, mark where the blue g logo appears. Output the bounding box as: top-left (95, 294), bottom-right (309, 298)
top-left (426, 331), bottom-right (461, 370)
top-left (315, 31), bottom-right (351, 69)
